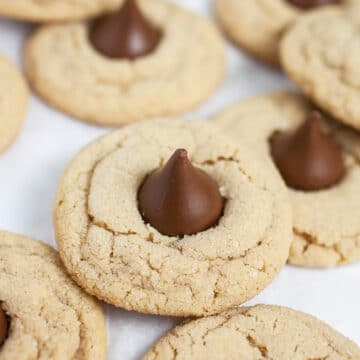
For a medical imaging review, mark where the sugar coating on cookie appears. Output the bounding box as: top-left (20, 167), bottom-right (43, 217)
top-left (25, 0), bottom-right (225, 126)
top-left (281, 7), bottom-right (360, 130)
top-left (143, 305), bottom-right (360, 359)
top-left (0, 231), bottom-right (107, 360)
top-left (0, 55), bottom-right (28, 154)
top-left (0, 0), bottom-right (123, 22)
top-left (214, 92), bottom-right (360, 267)
top-left (215, 0), bottom-right (354, 65)
top-left (54, 119), bottom-right (292, 317)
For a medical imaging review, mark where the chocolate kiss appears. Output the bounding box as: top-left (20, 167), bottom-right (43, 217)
top-left (138, 149), bottom-right (224, 236)
top-left (287, 0), bottom-right (342, 9)
top-left (90, 0), bottom-right (161, 59)
top-left (270, 111), bottom-right (345, 191)
top-left (0, 307), bottom-right (8, 345)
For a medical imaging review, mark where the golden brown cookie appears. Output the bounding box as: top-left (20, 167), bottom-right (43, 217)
top-left (25, 0), bottom-right (225, 126)
top-left (215, 0), bottom-right (356, 66)
top-left (0, 55), bottom-right (28, 154)
top-left (54, 118), bottom-right (292, 317)
top-left (0, 231), bottom-right (107, 359)
top-left (0, 0), bottom-right (123, 22)
top-left (143, 305), bottom-right (360, 360)
top-left (214, 91), bottom-right (360, 267)
top-left (281, 7), bottom-right (360, 130)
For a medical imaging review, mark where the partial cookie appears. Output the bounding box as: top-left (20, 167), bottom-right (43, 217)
top-left (0, 231), bottom-right (106, 359)
top-left (214, 92), bottom-right (360, 267)
top-left (25, 0), bottom-right (225, 126)
top-left (54, 118), bottom-right (292, 317)
top-left (143, 304), bottom-right (360, 359)
top-left (215, 0), bottom-right (354, 66)
top-left (0, 0), bottom-right (123, 22)
top-left (281, 7), bottom-right (360, 130)
top-left (0, 55), bottom-right (28, 154)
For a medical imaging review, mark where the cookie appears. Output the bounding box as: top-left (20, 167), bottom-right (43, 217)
top-left (54, 118), bottom-right (292, 317)
top-left (0, 0), bottom-right (123, 22)
top-left (0, 231), bottom-right (107, 359)
top-left (214, 91), bottom-right (360, 267)
top-left (24, 0), bottom-right (225, 126)
top-left (281, 7), bottom-right (360, 131)
top-left (0, 55), bottom-right (28, 154)
top-left (215, 0), bottom-right (355, 66)
top-left (143, 304), bottom-right (360, 360)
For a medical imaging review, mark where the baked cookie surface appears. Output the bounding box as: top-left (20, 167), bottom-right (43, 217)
top-left (0, 0), bottom-right (123, 22)
top-left (54, 118), bottom-right (292, 317)
top-left (25, 0), bottom-right (224, 126)
top-left (0, 231), bottom-right (106, 360)
top-left (281, 7), bottom-right (360, 130)
top-left (0, 55), bottom-right (28, 154)
top-left (143, 304), bottom-right (360, 360)
top-left (214, 92), bottom-right (360, 267)
top-left (215, 0), bottom-right (355, 65)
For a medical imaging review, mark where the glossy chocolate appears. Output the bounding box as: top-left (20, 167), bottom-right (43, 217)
top-left (287, 0), bottom-right (342, 9)
top-left (138, 149), bottom-right (224, 236)
top-left (0, 307), bottom-right (8, 345)
top-left (270, 111), bottom-right (345, 191)
top-left (90, 0), bottom-right (161, 59)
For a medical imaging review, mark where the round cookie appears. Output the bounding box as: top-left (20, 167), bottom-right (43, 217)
top-left (54, 118), bottom-right (292, 317)
top-left (0, 231), bottom-right (107, 359)
top-left (215, 0), bottom-right (355, 66)
top-left (25, 0), bottom-right (225, 126)
top-left (143, 304), bottom-right (360, 359)
top-left (214, 91), bottom-right (360, 267)
top-left (281, 7), bottom-right (360, 130)
top-left (0, 0), bottom-right (124, 22)
top-left (0, 55), bottom-right (28, 154)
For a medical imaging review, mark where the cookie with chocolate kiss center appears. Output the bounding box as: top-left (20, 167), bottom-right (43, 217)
top-left (270, 111), bottom-right (345, 191)
top-left (138, 149), bottom-right (224, 236)
top-left (0, 308), bottom-right (8, 345)
top-left (287, 0), bottom-right (343, 10)
top-left (90, 0), bottom-right (162, 59)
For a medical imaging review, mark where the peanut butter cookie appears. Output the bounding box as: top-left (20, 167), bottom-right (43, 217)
top-left (25, 0), bottom-right (224, 126)
top-left (0, 231), bottom-right (107, 360)
top-left (143, 305), bottom-right (360, 360)
top-left (0, 0), bottom-right (123, 22)
top-left (54, 118), bottom-right (292, 317)
top-left (0, 55), bottom-right (28, 154)
top-left (281, 7), bottom-right (360, 130)
top-left (214, 92), bottom-right (360, 267)
top-left (215, 0), bottom-right (355, 65)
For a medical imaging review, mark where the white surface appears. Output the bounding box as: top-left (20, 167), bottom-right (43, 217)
top-left (0, 1), bottom-right (359, 359)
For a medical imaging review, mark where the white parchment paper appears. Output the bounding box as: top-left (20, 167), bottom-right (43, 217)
top-left (0, 1), bottom-right (358, 359)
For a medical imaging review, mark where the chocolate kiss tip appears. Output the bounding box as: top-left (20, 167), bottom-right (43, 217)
top-left (305, 110), bottom-right (322, 131)
top-left (287, 0), bottom-right (342, 10)
top-left (138, 148), bottom-right (224, 237)
top-left (270, 111), bottom-right (345, 191)
top-left (0, 307), bottom-right (8, 345)
top-left (308, 110), bottom-right (322, 123)
top-left (174, 148), bottom-right (188, 159)
top-left (90, 0), bottom-right (161, 59)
